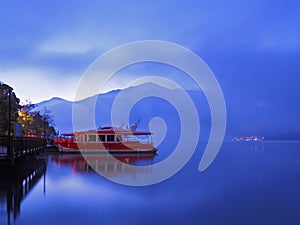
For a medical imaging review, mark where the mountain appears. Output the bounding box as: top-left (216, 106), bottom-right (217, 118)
top-left (35, 83), bottom-right (300, 140)
top-left (35, 83), bottom-right (211, 138)
top-left (36, 97), bottom-right (74, 134)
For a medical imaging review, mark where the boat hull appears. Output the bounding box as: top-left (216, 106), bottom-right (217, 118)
top-left (57, 142), bottom-right (157, 154)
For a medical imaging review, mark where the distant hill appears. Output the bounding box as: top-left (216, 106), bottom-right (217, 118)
top-left (35, 83), bottom-right (300, 140)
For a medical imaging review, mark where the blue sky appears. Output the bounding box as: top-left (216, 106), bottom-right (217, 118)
top-left (0, 0), bottom-right (299, 105)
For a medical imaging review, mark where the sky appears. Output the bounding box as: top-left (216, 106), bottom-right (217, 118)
top-left (0, 0), bottom-right (299, 107)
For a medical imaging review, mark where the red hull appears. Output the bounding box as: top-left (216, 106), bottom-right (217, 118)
top-left (56, 140), bottom-right (156, 153)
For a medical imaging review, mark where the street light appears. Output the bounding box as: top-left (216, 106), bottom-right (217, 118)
top-left (8, 89), bottom-right (12, 160)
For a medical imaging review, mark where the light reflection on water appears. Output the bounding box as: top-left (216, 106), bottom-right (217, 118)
top-left (1, 141), bottom-right (300, 225)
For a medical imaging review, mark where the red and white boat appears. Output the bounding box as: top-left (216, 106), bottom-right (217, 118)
top-left (54, 126), bottom-right (156, 154)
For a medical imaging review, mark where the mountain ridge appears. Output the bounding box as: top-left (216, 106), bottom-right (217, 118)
top-left (34, 83), bottom-right (300, 140)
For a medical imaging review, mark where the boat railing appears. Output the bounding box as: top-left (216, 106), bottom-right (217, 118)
top-left (124, 136), bottom-right (138, 142)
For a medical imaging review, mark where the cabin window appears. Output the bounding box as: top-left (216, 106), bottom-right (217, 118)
top-left (98, 135), bottom-right (105, 142)
top-left (76, 135), bottom-right (84, 142)
top-left (117, 135), bottom-right (123, 142)
top-left (88, 135), bottom-right (96, 142)
top-left (107, 135), bottom-right (115, 142)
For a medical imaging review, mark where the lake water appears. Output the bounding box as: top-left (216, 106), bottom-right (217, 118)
top-left (1, 141), bottom-right (300, 225)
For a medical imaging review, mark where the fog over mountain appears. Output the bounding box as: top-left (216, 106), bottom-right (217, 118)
top-left (35, 83), bottom-right (300, 140)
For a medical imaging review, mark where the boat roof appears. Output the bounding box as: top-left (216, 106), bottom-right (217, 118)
top-left (61, 133), bottom-right (74, 136)
top-left (73, 127), bottom-right (152, 136)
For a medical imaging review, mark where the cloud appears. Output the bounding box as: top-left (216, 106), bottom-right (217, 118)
top-left (0, 67), bottom-right (81, 103)
top-left (39, 37), bottom-right (93, 54)
top-left (257, 35), bottom-right (300, 52)
top-left (0, 0), bottom-right (299, 105)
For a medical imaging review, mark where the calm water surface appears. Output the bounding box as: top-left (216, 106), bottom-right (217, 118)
top-left (1, 141), bottom-right (300, 225)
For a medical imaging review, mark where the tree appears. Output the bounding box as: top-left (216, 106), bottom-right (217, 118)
top-left (18, 103), bottom-right (57, 138)
top-left (0, 82), bottom-right (20, 136)
top-left (0, 82), bottom-right (57, 138)
top-left (18, 100), bottom-right (34, 136)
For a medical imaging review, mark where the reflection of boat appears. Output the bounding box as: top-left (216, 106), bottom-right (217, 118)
top-left (54, 126), bottom-right (156, 154)
top-left (52, 153), bottom-right (156, 174)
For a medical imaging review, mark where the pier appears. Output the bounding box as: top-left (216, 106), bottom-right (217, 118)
top-left (0, 136), bottom-right (47, 224)
top-left (0, 136), bottom-right (46, 165)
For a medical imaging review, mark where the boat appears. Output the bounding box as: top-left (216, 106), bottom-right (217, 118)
top-left (54, 126), bottom-right (156, 154)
